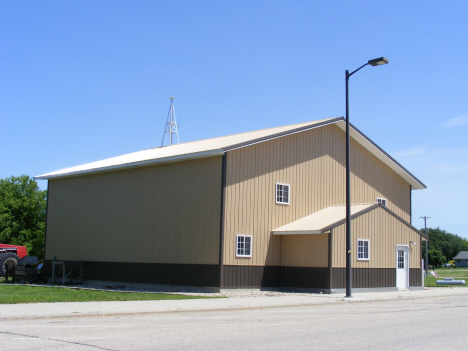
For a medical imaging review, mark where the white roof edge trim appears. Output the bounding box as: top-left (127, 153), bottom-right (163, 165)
top-left (34, 149), bottom-right (225, 180)
top-left (272, 230), bottom-right (324, 235)
top-left (334, 120), bottom-right (426, 190)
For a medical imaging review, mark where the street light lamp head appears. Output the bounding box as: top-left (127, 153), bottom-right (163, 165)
top-left (368, 57), bottom-right (389, 66)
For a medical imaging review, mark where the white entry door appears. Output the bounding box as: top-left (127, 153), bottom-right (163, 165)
top-left (396, 246), bottom-right (409, 289)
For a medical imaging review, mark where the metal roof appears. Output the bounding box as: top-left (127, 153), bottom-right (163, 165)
top-left (453, 251), bottom-right (468, 260)
top-left (272, 204), bottom-right (377, 235)
top-left (34, 117), bottom-right (426, 190)
top-left (35, 118), bottom-right (335, 180)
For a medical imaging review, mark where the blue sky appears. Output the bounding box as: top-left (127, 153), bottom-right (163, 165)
top-left (2, 1), bottom-right (467, 238)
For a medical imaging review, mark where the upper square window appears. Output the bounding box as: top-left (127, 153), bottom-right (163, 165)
top-left (377, 198), bottom-right (387, 207)
top-left (276, 183), bottom-right (290, 205)
top-left (357, 239), bottom-right (370, 260)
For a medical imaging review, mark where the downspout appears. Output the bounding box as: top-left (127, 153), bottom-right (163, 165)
top-left (43, 182), bottom-right (50, 261)
top-left (41, 181), bottom-right (50, 276)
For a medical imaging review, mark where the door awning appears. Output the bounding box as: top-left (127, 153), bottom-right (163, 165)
top-left (272, 204), bottom-right (377, 235)
top-left (272, 203), bottom-right (428, 240)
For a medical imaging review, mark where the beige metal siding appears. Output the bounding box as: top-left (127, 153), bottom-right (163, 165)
top-left (332, 207), bottom-right (422, 269)
top-left (223, 124), bottom-right (412, 266)
top-left (352, 140), bottom-right (411, 220)
top-left (281, 234), bottom-right (328, 267)
top-left (45, 157), bottom-right (222, 264)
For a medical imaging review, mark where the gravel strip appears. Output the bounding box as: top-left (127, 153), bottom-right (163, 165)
top-left (17, 282), bottom-right (322, 298)
top-left (11, 282), bottom-right (446, 299)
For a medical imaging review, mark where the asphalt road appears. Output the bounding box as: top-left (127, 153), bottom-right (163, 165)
top-left (1, 295), bottom-right (466, 350)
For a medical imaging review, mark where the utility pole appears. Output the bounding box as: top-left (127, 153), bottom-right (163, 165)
top-left (420, 216), bottom-right (430, 276)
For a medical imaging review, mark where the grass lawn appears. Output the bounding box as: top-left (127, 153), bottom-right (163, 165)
top-left (424, 268), bottom-right (468, 287)
top-left (0, 279), bottom-right (218, 304)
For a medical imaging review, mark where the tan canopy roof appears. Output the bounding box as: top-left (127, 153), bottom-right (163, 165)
top-left (272, 204), bottom-right (376, 235)
top-left (272, 204), bottom-right (428, 240)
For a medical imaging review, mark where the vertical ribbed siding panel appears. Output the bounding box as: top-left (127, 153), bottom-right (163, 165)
top-left (332, 268), bottom-right (396, 289)
top-left (352, 141), bottom-right (411, 223)
top-left (409, 268), bottom-right (422, 286)
top-left (223, 124), bottom-right (414, 267)
top-left (45, 157), bottom-right (223, 265)
top-left (222, 265), bottom-right (282, 288)
top-left (281, 234), bottom-right (328, 267)
top-left (331, 206), bottom-right (422, 269)
top-left (43, 261), bottom-right (221, 287)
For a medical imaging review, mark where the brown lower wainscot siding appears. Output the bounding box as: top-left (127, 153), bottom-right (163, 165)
top-left (43, 260), bottom-right (221, 287)
top-left (332, 268), bottom-right (396, 289)
top-left (42, 262), bottom-right (422, 290)
top-left (222, 265), bottom-right (281, 288)
top-left (281, 267), bottom-right (329, 289)
top-left (222, 265), bottom-right (330, 289)
top-left (409, 268), bottom-right (422, 287)
top-left (332, 268), bottom-right (422, 289)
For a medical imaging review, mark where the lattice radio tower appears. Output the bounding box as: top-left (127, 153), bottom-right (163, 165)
top-left (161, 97), bottom-right (180, 146)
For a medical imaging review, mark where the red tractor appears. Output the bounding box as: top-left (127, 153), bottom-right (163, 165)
top-left (0, 244), bottom-right (28, 277)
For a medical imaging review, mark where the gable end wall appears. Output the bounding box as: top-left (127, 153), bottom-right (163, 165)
top-left (332, 206), bottom-right (422, 269)
top-left (223, 124), bottom-right (413, 267)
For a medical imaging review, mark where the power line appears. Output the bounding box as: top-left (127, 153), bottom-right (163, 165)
top-left (423, 217), bottom-right (468, 220)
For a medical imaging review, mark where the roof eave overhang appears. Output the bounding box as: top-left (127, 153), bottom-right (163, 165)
top-left (34, 149), bottom-right (225, 180)
top-left (334, 119), bottom-right (426, 190)
top-left (272, 230), bottom-right (324, 235)
top-left (453, 254), bottom-right (468, 260)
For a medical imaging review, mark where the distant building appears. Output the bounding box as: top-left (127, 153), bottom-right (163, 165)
top-left (36, 117), bottom-right (427, 292)
top-left (453, 251), bottom-right (468, 267)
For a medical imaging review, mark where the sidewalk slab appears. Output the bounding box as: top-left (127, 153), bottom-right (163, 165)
top-left (1, 288), bottom-right (467, 321)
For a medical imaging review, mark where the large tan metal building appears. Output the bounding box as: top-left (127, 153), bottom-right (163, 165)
top-left (36, 117), bottom-right (427, 292)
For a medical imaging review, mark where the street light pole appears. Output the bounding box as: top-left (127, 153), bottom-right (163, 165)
top-left (420, 216), bottom-right (430, 276)
top-left (345, 57), bottom-right (388, 298)
top-left (345, 69), bottom-right (352, 298)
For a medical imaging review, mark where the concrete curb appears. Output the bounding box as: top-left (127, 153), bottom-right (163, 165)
top-left (1, 288), bottom-right (467, 321)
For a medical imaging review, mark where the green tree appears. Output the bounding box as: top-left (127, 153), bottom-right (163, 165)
top-left (0, 175), bottom-right (47, 257)
top-left (428, 249), bottom-right (446, 268)
top-left (421, 227), bottom-right (468, 261)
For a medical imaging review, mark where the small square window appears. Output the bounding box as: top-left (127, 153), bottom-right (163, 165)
top-left (276, 183), bottom-right (290, 204)
top-left (377, 198), bottom-right (387, 207)
top-left (357, 239), bottom-right (369, 260)
top-left (236, 235), bottom-right (252, 257)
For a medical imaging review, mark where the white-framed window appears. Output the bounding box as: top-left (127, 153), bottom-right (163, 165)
top-left (236, 235), bottom-right (252, 257)
top-left (377, 198), bottom-right (387, 207)
top-left (276, 183), bottom-right (290, 204)
top-left (357, 239), bottom-right (370, 260)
